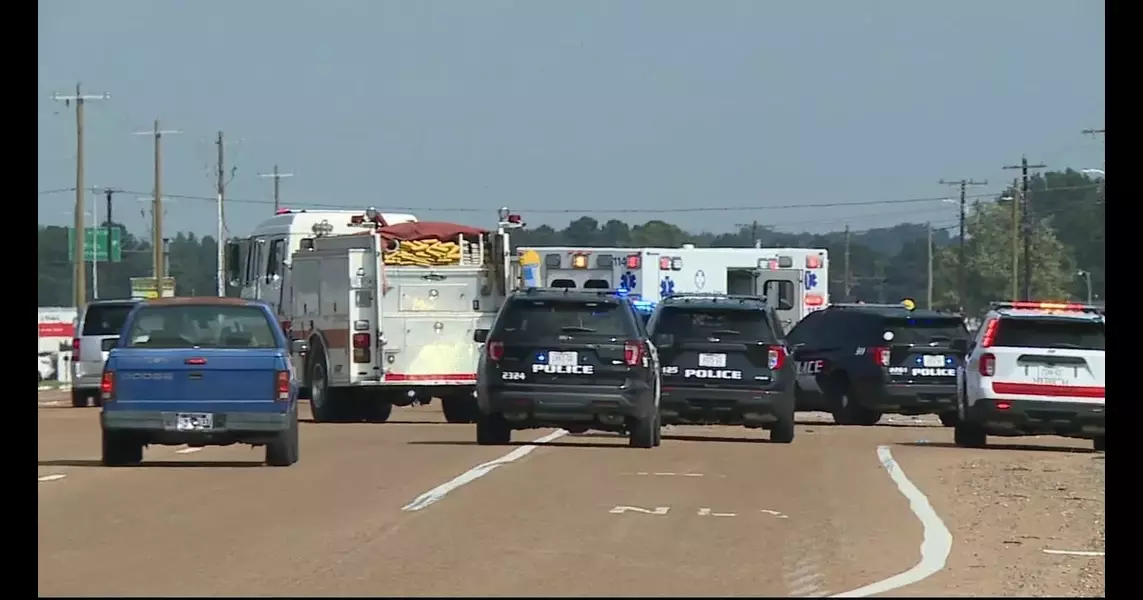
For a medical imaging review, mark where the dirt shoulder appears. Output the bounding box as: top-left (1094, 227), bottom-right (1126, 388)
top-left (890, 435), bottom-right (1104, 597)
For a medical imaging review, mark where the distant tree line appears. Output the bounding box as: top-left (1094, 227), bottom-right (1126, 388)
top-left (38, 169), bottom-right (1103, 316)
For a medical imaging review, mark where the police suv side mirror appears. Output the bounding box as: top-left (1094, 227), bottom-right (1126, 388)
top-left (653, 333), bottom-right (674, 348)
top-left (950, 339), bottom-right (969, 354)
top-left (291, 339), bottom-right (309, 356)
top-left (473, 329), bottom-right (489, 343)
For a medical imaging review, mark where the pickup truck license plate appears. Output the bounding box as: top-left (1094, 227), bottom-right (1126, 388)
top-left (548, 351), bottom-right (578, 367)
top-left (176, 413), bottom-right (214, 432)
top-left (699, 353), bottom-right (727, 368)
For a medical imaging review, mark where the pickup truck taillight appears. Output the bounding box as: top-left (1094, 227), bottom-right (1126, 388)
top-left (100, 371), bottom-right (115, 402)
top-left (72, 338), bottom-right (80, 353)
top-left (352, 333), bottom-right (371, 363)
top-left (276, 371), bottom-right (290, 401)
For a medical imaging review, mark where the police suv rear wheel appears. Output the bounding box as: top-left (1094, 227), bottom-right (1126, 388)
top-left (476, 413), bottom-right (512, 445)
top-left (441, 395), bottom-right (478, 424)
top-left (953, 422), bottom-right (987, 448)
top-left (770, 415), bottom-right (795, 443)
top-left (101, 429), bottom-right (143, 466)
top-left (629, 413), bottom-right (658, 449)
top-left (832, 392), bottom-right (882, 426)
top-left (938, 411), bottom-right (959, 427)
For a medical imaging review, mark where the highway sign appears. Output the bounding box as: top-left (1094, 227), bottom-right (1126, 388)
top-left (67, 227), bottom-right (122, 263)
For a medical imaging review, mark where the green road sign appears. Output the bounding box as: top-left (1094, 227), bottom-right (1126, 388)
top-left (67, 227), bottom-right (123, 263)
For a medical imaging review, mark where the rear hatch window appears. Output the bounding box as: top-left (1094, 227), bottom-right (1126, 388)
top-left (653, 306), bottom-right (780, 388)
top-left (125, 305), bottom-right (279, 349)
top-left (994, 318), bottom-right (1105, 350)
top-left (82, 303), bottom-right (136, 336)
top-left (497, 298), bottom-right (635, 340)
top-left (884, 317), bottom-right (969, 345)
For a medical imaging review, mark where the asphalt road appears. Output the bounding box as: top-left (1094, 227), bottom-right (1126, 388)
top-left (38, 395), bottom-right (1104, 597)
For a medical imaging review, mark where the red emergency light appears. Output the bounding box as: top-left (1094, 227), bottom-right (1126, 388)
top-left (626, 254), bottom-right (641, 269)
top-left (806, 255), bottom-right (822, 269)
top-left (993, 301), bottom-right (1100, 312)
top-left (659, 257), bottom-right (671, 270)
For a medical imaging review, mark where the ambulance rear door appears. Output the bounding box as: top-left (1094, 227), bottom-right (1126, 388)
top-left (754, 268), bottom-right (804, 334)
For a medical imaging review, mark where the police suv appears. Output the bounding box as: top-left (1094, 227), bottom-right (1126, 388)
top-left (474, 288), bottom-right (662, 448)
top-left (786, 301), bottom-right (971, 426)
top-left (955, 301), bottom-right (1105, 451)
top-left (647, 294), bottom-right (796, 442)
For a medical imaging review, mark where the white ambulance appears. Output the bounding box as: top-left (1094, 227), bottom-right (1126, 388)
top-left (515, 245), bottom-right (829, 332)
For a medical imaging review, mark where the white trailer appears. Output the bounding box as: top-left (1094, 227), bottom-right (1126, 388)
top-left (516, 245), bottom-right (829, 332)
top-left (287, 209), bottom-right (522, 424)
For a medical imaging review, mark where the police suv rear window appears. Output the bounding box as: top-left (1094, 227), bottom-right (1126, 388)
top-left (994, 318), bottom-right (1105, 351)
top-left (656, 306), bottom-right (776, 342)
top-left (81, 303), bottom-right (136, 336)
top-left (125, 305), bottom-right (279, 349)
top-left (498, 299), bottom-right (633, 339)
top-left (885, 317), bottom-right (969, 345)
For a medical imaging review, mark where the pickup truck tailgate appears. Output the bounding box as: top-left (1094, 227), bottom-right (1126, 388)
top-left (112, 349), bottom-right (285, 404)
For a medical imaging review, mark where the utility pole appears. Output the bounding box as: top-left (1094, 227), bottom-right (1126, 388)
top-left (134, 120), bottom-right (182, 280)
top-left (91, 188), bottom-right (99, 299)
top-left (939, 178), bottom-right (987, 308)
top-left (51, 83), bottom-right (109, 310)
top-left (1005, 180), bottom-right (1020, 301)
top-left (259, 164), bottom-right (294, 213)
top-left (101, 187), bottom-right (118, 300)
top-left (1004, 157), bottom-right (1046, 300)
top-left (843, 225), bottom-right (851, 301)
top-left (216, 131), bottom-right (227, 296)
top-left (734, 221), bottom-right (761, 247)
top-left (926, 222), bottom-right (933, 309)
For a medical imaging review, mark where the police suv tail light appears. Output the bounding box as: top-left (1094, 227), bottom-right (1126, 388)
top-left (767, 345), bottom-right (787, 370)
top-left (100, 370), bottom-right (115, 402)
top-left (623, 341), bottom-right (643, 366)
top-left (979, 353), bottom-right (996, 377)
top-left (487, 341), bottom-right (505, 361)
top-left (352, 333), bottom-right (372, 364)
top-left (276, 371), bottom-right (290, 401)
top-left (871, 346), bottom-right (891, 367)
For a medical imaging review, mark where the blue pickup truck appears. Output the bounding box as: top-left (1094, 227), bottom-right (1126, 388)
top-left (99, 297), bottom-right (299, 467)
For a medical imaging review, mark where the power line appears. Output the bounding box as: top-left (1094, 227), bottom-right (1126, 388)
top-left (34, 183), bottom-right (1105, 214)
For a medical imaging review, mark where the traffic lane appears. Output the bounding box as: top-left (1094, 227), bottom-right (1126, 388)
top-left (302, 425), bottom-right (929, 597)
top-left (883, 434), bottom-right (1104, 597)
top-left (38, 404), bottom-right (562, 597)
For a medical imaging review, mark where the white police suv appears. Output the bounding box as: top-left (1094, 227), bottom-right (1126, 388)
top-left (955, 301), bottom-right (1105, 451)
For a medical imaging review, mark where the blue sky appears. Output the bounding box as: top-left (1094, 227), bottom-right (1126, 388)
top-left (38, 0), bottom-right (1104, 238)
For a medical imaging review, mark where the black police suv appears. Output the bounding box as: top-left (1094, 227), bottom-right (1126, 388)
top-left (474, 288), bottom-right (662, 448)
top-left (786, 302), bottom-right (971, 426)
top-left (647, 294), bottom-right (797, 443)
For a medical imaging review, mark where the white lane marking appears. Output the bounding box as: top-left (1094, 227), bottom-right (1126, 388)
top-left (761, 509), bottom-right (790, 518)
top-left (401, 429), bottom-right (567, 512)
top-left (830, 445), bottom-right (952, 598)
top-left (38, 474), bottom-right (67, 482)
top-left (38, 401), bottom-right (66, 407)
top-left (175, 447), bottom-right (203, 454)
top-left (632, 471), bottom-right (705, 477)
top-left (610, 505), bottom-right (670, 515)
top-left (1043, 549), bottom-right (1105, 557)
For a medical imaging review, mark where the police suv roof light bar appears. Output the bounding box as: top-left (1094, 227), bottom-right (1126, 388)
top-left (990, 301), bottom-right (1102, 313)
top-left (830, 301), bottom-right (916, 310)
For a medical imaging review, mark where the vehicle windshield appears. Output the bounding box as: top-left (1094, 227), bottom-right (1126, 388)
top-left (81, 303), bottom-right (136, 336)
top-left (124, 305), bottom-right (280, 349)
top-left (885, 317), bottom-right (970, 345)
top-left (994, 317), bottom-right (1105, 351)
top-left (654, 306), bottom-right (776, 342)
top-left (496, 299), bottom-right (633, 340)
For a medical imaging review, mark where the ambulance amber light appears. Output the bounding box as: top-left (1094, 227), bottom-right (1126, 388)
top-left (572, 254), bottom-right (589, 269)
top-left (626, 254), bottom-right (641, 269)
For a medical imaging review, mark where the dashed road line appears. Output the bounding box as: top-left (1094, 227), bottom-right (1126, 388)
top-left (401, 429), bottom-right (568, 512)
top-left (1043, 549), bottom-right (1104, 557)
top-left (38, 474), bottom-right (67, 482)
top-left (829, 445), bottom-right (952, 598)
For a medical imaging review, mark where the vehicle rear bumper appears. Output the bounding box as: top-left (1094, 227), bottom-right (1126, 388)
top-left (71, 375), bottom-right (103, 391)
top-left (863, 383), bottom-right (958, 415)
top-left (480, 382), bottom-right (656, 421)
top-left (101, 409), bottom-right (293, 445)
top-left (660, 386), bottom-right (794, 425)
top-left (966, 399), bottom-right (1105, 438)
